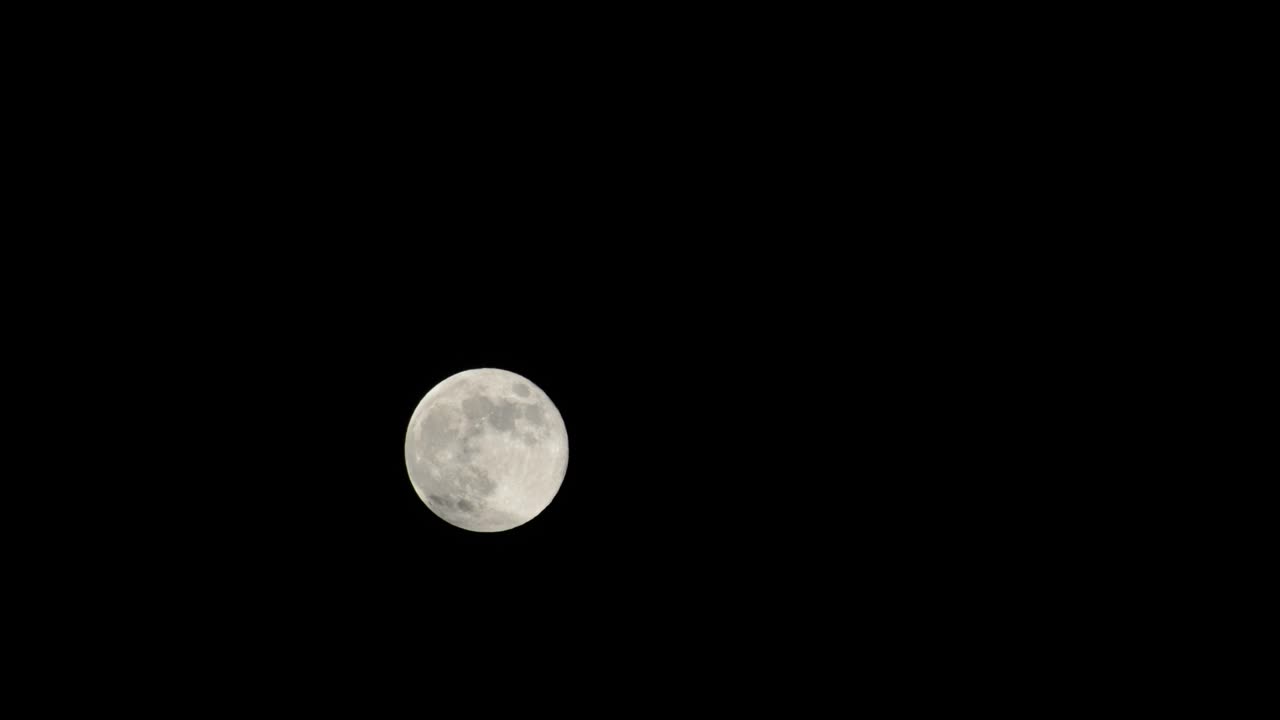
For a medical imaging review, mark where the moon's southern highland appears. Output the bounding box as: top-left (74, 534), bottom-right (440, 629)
top-left (405, 368), bottom-right (568, 532)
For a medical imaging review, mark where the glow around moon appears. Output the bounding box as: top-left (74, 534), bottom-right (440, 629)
top-left (405, 368), bottom-right (568, 532)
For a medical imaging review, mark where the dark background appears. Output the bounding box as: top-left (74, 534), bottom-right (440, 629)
top-left (5, 17), bottom-right (1106, 707)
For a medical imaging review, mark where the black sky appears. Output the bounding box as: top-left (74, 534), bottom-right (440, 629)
top-left (9, 35), bottom-right (1086, 705)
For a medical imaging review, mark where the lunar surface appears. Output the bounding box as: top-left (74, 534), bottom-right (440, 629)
top-left (405, 368), bottom-right (568, 532)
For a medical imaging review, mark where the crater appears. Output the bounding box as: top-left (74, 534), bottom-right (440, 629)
top-left (427, 494), bottom-right (451, 508)
top-left (456, 499), bottom-right (474, 513)
top-left (512, 383), bottom-right (530, 397)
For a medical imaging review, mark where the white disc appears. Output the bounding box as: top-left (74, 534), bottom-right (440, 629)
top-left (404, 368), bottom-right (568, 532)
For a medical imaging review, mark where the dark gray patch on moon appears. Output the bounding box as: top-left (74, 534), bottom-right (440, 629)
top-left (419, 408), bottom-right (459, 451)
top-left (524, 405), bottom-right (544, 425)
top-left (458, 467), bottom-right (496, 496)
top-left (462, 395), bottom-right (494, 420)
top-left (489, 401), bottom-right (518, 431)
top-left (427, 494), bottom-right (450, 508)
top-left (513, 383), bottom-right (529, 397)
top-left (456, 499), bottom-right (474, 513)
top-left (461, 429), bottom-right (491, 464)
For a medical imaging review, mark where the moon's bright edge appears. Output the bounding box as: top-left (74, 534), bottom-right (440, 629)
top-left (404, 368), bottom-right (568, 532)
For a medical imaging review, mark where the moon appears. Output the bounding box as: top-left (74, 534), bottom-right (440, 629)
top-left (404, 368), bottom-right (568, 532)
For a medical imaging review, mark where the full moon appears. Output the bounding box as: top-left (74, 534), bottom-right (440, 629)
top-left (404, 368), bottom-right (568, 532)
